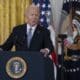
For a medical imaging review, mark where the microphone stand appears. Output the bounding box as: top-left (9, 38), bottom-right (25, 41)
top-left (58, 34), bottom-right (67, 80)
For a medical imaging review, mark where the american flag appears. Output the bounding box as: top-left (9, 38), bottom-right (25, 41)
top-left (61, 0), bottom-right (80, 37)
top-left (32, 0), bottom-right (52, 27)
top-left (63, 0), bottom-right (80, 13)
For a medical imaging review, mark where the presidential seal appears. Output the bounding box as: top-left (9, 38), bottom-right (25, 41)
top-left (6, 57), bottom-right (27, 79)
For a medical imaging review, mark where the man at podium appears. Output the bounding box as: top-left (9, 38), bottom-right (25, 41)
top-left (0, 4), bottom-right (54, 56)
top-left (0, 3), bottom-right (54, 80)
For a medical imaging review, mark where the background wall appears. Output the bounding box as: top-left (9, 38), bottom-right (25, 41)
top-left (0, 0), bottom-right (31, 44)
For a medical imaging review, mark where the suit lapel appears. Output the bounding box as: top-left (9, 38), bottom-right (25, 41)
top-left (21, 24), bottom-right (28, 48)
top-left (29, 25), bottom-right (41, 47)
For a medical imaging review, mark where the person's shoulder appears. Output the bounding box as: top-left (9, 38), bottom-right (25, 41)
top-left (13, 24), bottom-right (26, 30)
top-left (11, 24), bottom-right (26, 34)
top-left (38, 24), bottom-right (49, 32)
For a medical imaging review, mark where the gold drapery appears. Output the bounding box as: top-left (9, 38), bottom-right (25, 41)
top-left (0, 0), bottom-right (31, 44)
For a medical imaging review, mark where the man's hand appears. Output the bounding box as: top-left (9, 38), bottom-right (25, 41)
top-left (40, 48), bottom-right (50, 57)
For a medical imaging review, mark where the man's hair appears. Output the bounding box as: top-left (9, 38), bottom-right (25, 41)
top-left (24, 3), bottom-right (40, 17)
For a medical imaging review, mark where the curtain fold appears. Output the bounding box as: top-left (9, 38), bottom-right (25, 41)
top-left (4, 0), bottom-right (10, 41)
top-left (0, 0), bottom-right (4, 43)
top-left (0, 0), bottom-right (31, 44)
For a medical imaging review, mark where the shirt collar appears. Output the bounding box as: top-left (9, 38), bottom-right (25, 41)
top-left (27, 24), bottom-right (37, 30)
top-left (27, 24), bottom-right (37, 35)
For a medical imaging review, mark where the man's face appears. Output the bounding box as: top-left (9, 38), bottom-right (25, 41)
top-left (25, 7), bottom-right (40, 26)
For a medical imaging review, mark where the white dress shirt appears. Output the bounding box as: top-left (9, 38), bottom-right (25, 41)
top-left (26, 24), bottom-right (37, 36)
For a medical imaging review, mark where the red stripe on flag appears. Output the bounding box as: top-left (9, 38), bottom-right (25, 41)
top-left (49, 51), bottom-right (58, 64)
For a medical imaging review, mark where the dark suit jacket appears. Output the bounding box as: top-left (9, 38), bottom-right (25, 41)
top-left (0, 24), bottom-right (54, 52)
